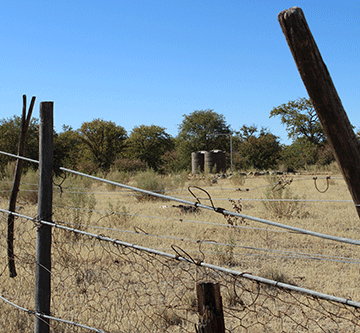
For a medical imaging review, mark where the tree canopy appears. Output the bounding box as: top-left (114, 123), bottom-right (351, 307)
top-left (0, 100), bottom-right (342, 175)
top-left (177, 109), bottom-right (231, 169)
top-left (125, 125), bottom-right (174, 171)
top-left (0, 116), bottom-right (39, 173)
top-left (77, 119), bottom-right (127, 171)
top-left (270, 98), bottom-right (336, 169)
top-left (270, 97), bottom-right (325, 145)
top-left (234, 125), bottom-right (282, 170)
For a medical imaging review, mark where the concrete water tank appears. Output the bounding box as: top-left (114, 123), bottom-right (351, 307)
top-left (191, 151), bottom-right (205, 174)
top-left (204, 150), bottom-right (226, 173)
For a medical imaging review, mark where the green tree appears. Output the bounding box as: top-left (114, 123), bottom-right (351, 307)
top-left (0, 116), bottom-right (39, 172)
top-left (177, 109), bottom-right (231, 170)
top-left (270, 98), bottom-right (335, 169)
top-left (234, 125), bottom-right (282, 170)
top-left (270, 97), bottom-right (325, 145)
top-left (125, 125), bottom-right (174, 171)
top-left (54, 125), bottom-right (83, 170)
top-left (77, 119), bottom-right (127, 171)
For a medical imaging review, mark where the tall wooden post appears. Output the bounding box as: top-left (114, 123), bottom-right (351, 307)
top-left (278, 7), bottom-right (360, 218)
top-left (8, 95), bottom-right (36, 277)
top-left (34, 102), bottom-right (53, 333)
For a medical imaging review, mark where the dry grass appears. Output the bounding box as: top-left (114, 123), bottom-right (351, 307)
top-left (1, 169), bottom-right (360, 331)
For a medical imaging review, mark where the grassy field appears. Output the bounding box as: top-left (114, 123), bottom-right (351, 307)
top-left (1, 166), bottom-right (360, 332)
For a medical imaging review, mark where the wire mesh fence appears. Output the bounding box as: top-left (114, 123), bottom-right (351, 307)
top-left (1, 208), bottom-right (360, 333)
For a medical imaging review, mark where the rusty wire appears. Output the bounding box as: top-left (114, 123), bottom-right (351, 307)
top-left (313, 176), bottom-right (331, 193)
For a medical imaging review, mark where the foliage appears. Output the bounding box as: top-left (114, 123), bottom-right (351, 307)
top-left (262, 267), bottom-right (295, 286)
top-left (262, 175), bottom-right (307, 219)
top-left (77, 119), bottom-right (127, 171)
top-left (53, 182), bottom-right (96, 240)
top-left (234, 125), bottom-right (282, 170)
top-left (0, 116), bottom-right (39, 172)
top-left (54, 125), bottom-right (82, 170)
top-left (125, 125), bottom-right (174, 171)
top-left (133, 169), bottom-right (168, 202)
top-left (177, 109), bottom-right (231, 170)
top-left (214, 235), bottom-right (237, 267)
top-left (270, 97), bottom-right (325, 145)
top-left (0, 165), bottom-right (38, 204)
top-left (159, 150), bottom-right (183, 174)
top-left (280, 141), bottom-right (318, 171)
top-left (19, 168), bottom-right (39, 204)
top-left (263, 186), bottom-right (300, 219)
top-left (112, 158), bottom-right (147, 173)
top-left (280, 141), bottom-right (335, 171)
top-left (229, 172), bottom-right (246, 186)
top-left (105, 169), bottom-right (131, 191)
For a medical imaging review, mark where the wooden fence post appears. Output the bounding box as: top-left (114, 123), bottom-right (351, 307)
top-left (196, 282), bottom-right (225, 333)
top-left (8, 95), bottom-right (36, 277)
top-left (34, 102), bottom-right (53, 333)
top-left (278, 7), bottom-right (360, 219)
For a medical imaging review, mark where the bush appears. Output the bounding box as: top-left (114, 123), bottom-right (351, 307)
top-left (113, 158), bottom-right (147, 173)
top-left (0, 164), bottom-right (39, 204)
top-left (105, 169), bottom-right (131, 190)
top-left (19, 169), bottom-right (39, 204)
top-left (229, 172), bottom-right (246, 186)
top-left (159, 150), bottom-right (183, 174)
top-left (133, 169), bottom-right (168, 202)
top-left (262, 175), bottom-right (307, 219)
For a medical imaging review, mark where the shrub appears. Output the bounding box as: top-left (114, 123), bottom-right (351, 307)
top-left (19, 169), bottom-right (39, 204)
top-left (113, 158), bottom-right (147, 173)
top-left (105, 169), bottom-right (130, 190)
top-left (159, 150), bottom-right (183, 174)
top-left (133, 169), bottom-right (168, 202)
top-left (229, 172), bottom-right (246, 186)
top-left (262, 175), bottom-right (307, 219)
top-left (262, 267), bottom-right (295, 286)
top-left (53, 183), bottom-right (96, 241)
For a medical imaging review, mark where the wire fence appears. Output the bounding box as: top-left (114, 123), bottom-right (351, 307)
top-left (1, 151), bottom-right (360, 331)
top-left (1, 208), bottom-right (360, 332)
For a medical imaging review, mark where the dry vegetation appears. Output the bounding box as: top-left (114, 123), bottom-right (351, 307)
top-left (1, 164), bottom-right (360, 332)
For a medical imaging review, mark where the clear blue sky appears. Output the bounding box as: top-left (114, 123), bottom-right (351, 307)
top-left (1, 1), bottom-right (359, 144)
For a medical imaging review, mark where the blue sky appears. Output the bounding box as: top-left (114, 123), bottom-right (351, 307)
top-left (1, 1), bottom-right (359, 144)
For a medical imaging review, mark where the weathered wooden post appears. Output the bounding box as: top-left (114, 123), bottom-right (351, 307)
top-left (34, 102), bottom-right (53, 333)
top-left (196, 282), bottom-right (225, 333)
top-left (8, 95), bottom-right (36, 277)
top-left (278, 7), bottom-right (360, 219)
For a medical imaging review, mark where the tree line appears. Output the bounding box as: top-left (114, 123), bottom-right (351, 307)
top-left (1, 97), bottom-right (353, 175)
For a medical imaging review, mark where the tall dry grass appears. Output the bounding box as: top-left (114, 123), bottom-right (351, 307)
top-left (0, 166), bottom-right (359, 332)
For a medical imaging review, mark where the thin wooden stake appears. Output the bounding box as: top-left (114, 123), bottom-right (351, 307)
top-left (7, 95), bottom-right (36, 278)
top-left (278, 7), bottom-right (360, 218)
